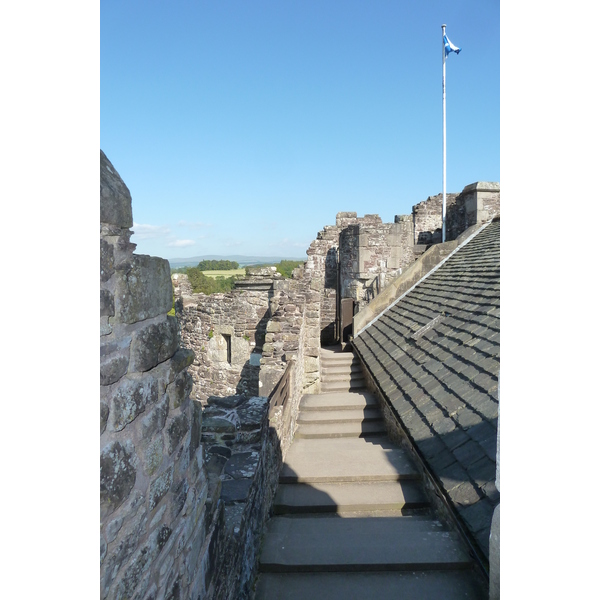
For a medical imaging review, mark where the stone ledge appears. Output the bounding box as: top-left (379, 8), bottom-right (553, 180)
top-left (461, 181), bottom-right (500, 194)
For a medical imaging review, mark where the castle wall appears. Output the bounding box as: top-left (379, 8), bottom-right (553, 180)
top-left (101, 150), bottom-right (207, 600)
top-left (412, 182), bottom-right (500, 244)
top-left (173, 273), bottom-right (273, 404)
top-left (412, 192), bottom-right (460, 244)
top-left (338, 215), bottom-right (412, 310)
top-left (304, 223), bottom-right (343, 347)
top-left (101, 151), bottom-right (282, 600)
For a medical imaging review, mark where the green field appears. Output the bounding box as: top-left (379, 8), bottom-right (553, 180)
top-left (201, 269), bottom-right (246, 278)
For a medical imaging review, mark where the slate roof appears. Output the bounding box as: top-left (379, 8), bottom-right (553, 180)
top-left (353, 217), bottom-right (500, 562)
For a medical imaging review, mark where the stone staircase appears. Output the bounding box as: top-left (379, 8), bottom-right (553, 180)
top-left (319, 346), bottom-right (366, 393)
top-left (253, 346), bottom-right (487, 600)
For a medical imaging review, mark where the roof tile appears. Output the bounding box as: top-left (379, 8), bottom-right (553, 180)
top-left (354, 219), bottom-right (500, 560)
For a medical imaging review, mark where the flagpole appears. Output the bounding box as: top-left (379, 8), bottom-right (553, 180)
top-left (441, 24), bottom-right (447, 243)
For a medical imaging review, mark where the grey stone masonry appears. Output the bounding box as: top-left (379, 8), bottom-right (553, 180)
top-left (101, 150), bottom-right (280, 600)
top-left (339, 218), bottom-right (412, 309)
top-left (258, 266), bottom-right (312, 442)
top-left (412, 182), bottom-right (499, 246)
top-left (305, 212), bottom-right (392, 344)
top-left (336, 182), bottom-right (499, 312)
top-left (101, 150), bottom-right (209, 600)
top-left (199, 394), bottom-right (282, 600)
top-left (173, 271), bottom-right (274, 404)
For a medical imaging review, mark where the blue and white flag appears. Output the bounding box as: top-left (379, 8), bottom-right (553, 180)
top-left (444, 34), bottom-right (461, 57)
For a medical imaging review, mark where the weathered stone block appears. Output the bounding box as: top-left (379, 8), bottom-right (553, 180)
top-left (106, 516), bottom-right (124, 544)
top-left (166, 413), bottom-right (190, 455)
top-left (188, 402), bottom-right (202, 456)
top-left (221, 479), bottom-right (252, 503)
top-left (265, 321), bottom-right (281, 333)
top-left (100, 441), bottom-right (137, 517)
top-left (101, 238), bottom-right (116, 284)
top-left (224, 451), bottom-right (260, 479)
top-left (304, 356), bottom-right (319, 374)
top-left (171, 478), bottom-right (189, 520)
top-left (101, 402), bottom-right (109, 434)
top-left (167, 371), bottom-right (193, 411)
top-left (149, 466), bottom-right (174, 511)
top-left (111, 376), bottom-right (158, 431)
top-left (101, 534), bottom-right (107, 564)
top-left (100, 289), bottom-right (115, 317)
top-left (115, 254), bottom-right (173, 324)
top-left (115, 524), bottom-right (172, 600)
top-left (144, 437), bottom-right (164, 476)
top-left (100, 317), bottom-right (113, 337)
top-left (261, 342), bottom-right (274, 355)
top-left (141, 396), bottom-right (169, 440)
top-left (100, 508), bottom-right (147, 597)
top-left (201, 415), bottom-right (237, 434)
top-left (130, 316), bottom-right (180, 372)
top-left (101, 353), bottom-right (129, 386)
top-left (169, 349), bottom-right (195, 378)
top-left (100, 150), bottom-right (133, 228)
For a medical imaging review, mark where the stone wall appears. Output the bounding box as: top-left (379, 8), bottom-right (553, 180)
top-left (256, 257), bottom-right (333, 446)
top-left (199, 394), bottom-right (281, 600)
top-left (412, 182), bottom-right (500, 244)
top-left (412, 192), bottom-right (460, 244)
top-left (101, 150), bottom-right (205, 600)
top-left (392, 214), bottom-right (416, 269)
top-left (101, 151), bottom-right (282, 600)
top-left (460, 181), bottom-right (500, 232)
top-left (173, 272), bottom-right (274, 404)
top-left (338, 215), bottom-right (412, 310)
top-left (304, 211), bottom-right (397, 345)
top-left (304, 222), bottom-right (343, 347)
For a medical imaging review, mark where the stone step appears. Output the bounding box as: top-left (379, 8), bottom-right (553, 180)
top-left (295, 420), bottom-right (386, 438)
top-left (259, 516), bottom-right (472, 572)
top-left (297, 407), bottom-right (383, 423)
top-left (320, 380), bottom-right (366, 393)
top-left (320, 371), bottom-right (365, 383)
top-left (320, 351), bottom-right (359, 364)
top-left (321, 352), bottom-right (360, 362)
top-left (321, 364), bottom-right (364, 376)
top-left (254, 570), bottom-right (487, 600)
top-left (280, 436), bottom-right (420, 483)
top-left (300, 391), bottom-right (378, 411)
top-left (320, 352), bottom-right (360, 367)
top-left (320, 380), bottom-right (366, 392)
top-left (273, 480), bottom-right (429, 515)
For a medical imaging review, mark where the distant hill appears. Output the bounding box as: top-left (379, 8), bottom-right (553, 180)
top-left (168, 254), bottom-right (306, 269)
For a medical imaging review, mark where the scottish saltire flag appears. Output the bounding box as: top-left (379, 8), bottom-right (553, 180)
top-left (444, 34), bottom-right (461, 57)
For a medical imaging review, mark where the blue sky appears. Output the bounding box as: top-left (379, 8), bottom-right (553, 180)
top-left (101, 1), bottom-right (499, 260)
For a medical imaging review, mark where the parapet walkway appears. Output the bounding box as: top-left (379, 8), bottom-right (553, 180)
top-left (253, 346), bottom-right (487, 599)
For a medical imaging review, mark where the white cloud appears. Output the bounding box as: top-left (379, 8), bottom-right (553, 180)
top-left (132, 222), bottom-right (171, 240)
top-left (167, 239), bottom-right (196, 248)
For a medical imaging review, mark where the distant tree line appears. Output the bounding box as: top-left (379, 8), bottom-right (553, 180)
top-left (170, 258), bottom-right (302, 295)
top-left (197, 259), bottom-right (239, 271)
top-left (186, 268), bottom-right (238, 294)
top-left (244, 260), bottom-right (303, 279)
top-left (276, 260), bottom-right (303, 278)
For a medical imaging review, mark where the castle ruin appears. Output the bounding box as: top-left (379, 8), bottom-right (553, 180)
top-left (100, 149), bottom-right (499, 600)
